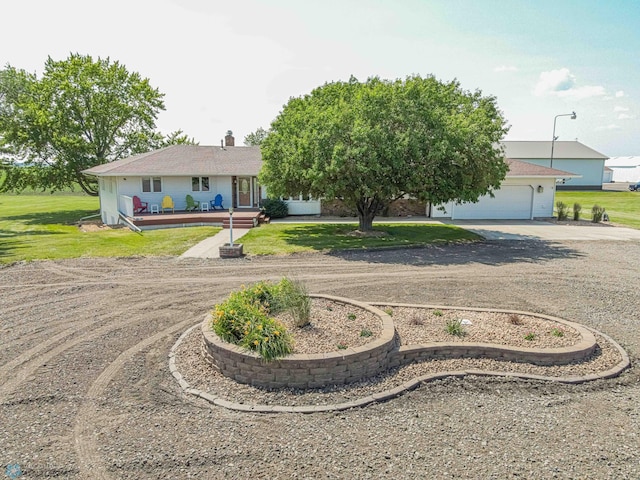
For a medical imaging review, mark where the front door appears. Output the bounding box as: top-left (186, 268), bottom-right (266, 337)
top-left (237, 176), bottom-right (252, 207)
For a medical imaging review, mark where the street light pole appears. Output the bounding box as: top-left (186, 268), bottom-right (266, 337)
top-left (550, 111), bottom-right (577, 169)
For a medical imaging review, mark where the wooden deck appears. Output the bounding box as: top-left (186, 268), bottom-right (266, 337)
top-left (130, 209), bottom-right (265, 229)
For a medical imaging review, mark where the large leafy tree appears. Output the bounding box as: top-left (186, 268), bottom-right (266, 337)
top-left (0, 54), bottom-right (191, 195)
top-left (260, 75), bottom-right (509, 231)
top-left (243, 126), bottom-right (269, 146)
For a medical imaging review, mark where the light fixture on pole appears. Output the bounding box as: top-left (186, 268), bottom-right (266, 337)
top-left (550, 111), bottom-right (577, 169)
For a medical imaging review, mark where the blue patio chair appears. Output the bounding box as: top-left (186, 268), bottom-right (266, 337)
top-left (210, 194), bottom-right (224, 210)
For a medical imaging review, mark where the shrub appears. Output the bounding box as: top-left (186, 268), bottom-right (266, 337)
top-left (432, 310), bottom-right (443, 317)
top-left (550, 327), bottom-right (565, 337)
top-left (556, 201), bottom-right (569, 221)
top-left (240, 316), bottom-right (294, 361)
top-left (592, 204), bottom-right (605, 223)
top-left (212, 277), bottom-right (312, 360)
top-left (276, 277), bottom-right (311, 328)
top-left (445, 318), bottom-right (465, 337)
top-left (261, 198), bottom-right (288, 218)
top-left (524, 332), bottom-right (536, 341)
top-left (573, 203), bottom-right (582, 221)
top-left (360, 328), bottom-right (373, 337)
top-left (347, 313), bottom-right (357, 320)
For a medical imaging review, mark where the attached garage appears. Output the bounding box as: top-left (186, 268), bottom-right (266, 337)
top-left (450, 185), bottom-right (533, 220)
top-left (430, 160), bottom-right (579, 220)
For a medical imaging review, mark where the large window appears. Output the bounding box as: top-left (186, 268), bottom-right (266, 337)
top-left (142, 177), bottom-right (162, 192)
top-left (192, 177), bottom-right (210, 192)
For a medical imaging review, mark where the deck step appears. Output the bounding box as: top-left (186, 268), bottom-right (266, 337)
top-left (222, 218), bottom-right (259, 229)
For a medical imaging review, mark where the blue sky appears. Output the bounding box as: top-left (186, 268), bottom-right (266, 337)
top-left (2, 0), bottom-right (639, 155)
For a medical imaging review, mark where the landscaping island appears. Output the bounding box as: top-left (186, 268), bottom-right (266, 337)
top-left (171, 281), bottom-right (630, 412)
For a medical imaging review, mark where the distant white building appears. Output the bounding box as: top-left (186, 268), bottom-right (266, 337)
top-left (605, 156), bottom-right (640, 183)
top-left (502, 141), bottom-right (608, 190)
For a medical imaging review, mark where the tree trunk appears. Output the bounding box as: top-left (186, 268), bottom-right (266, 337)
top-left (355, 197), bottom-right (380, 231)
top-left (358, 212), bottom-right (374, 231)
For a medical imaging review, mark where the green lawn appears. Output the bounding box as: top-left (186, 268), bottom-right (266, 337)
top-left (555, 191), bottom-right (640, 229)
top-left (241, 222), bottom-right (481, 255)
top-left (0, 194), bottom-right (221, 264)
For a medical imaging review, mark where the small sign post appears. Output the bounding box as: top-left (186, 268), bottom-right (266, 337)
top-left (228, 207), bottom-right (234, 246)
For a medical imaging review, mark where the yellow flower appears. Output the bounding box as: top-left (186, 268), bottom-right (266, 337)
top-left (274, 331), bottom-right (280, 336)
top-left (264, 337), bottom-right (269, 342)
top-left (257, 325), bottom-right (263, 331)
top-left (253, 340), bottom-right (259, 346)
top-left (244, 330), bottom-right (249, 335)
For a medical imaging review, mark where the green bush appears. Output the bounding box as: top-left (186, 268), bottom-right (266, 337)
top-left (261, 198), bottom-right (289, 218)
top-left (445, 318), bottom-right (465, 337)
top-left (556, 201), bottom-right (569, 220)
top-left (573, 203), bottom-right (582, 221)
top-left (212, 277), bottom-right (314, 360)
top-left (275, 277), bottom-right (311, 327)
top-left (212, 279), bottom-right (297, 360)
top-left (592, 204), bottom-right (605, 223)
top-left (240, 316), bottom-right (293, 361)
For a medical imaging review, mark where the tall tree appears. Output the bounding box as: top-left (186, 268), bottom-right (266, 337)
top-left (260, 75), bottom-right (509, 231)
top-left (243, 127), bottom-right (269, 146)
top-left (0, 54), bottom-right (178, 195)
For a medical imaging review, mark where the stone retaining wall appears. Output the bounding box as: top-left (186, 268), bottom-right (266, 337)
top-left (201, 295), bottom-right (397, 389)
top-left (201, 297), bottom-right (598, 389)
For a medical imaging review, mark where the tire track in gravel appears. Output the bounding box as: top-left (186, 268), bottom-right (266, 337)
top-left (73, 318), bottom-right (194, 480)
top-left (0, 295), bottom-right (177, 401)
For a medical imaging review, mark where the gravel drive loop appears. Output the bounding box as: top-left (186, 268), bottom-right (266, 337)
top-left (1, 239), bottom-right (639, 479)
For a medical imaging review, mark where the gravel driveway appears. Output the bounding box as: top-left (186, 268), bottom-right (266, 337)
top-left (1, 239), bottom-right (639, 479)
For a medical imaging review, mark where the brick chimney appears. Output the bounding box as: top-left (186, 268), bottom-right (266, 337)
top-left (224, 130), bottom-right (235, 147)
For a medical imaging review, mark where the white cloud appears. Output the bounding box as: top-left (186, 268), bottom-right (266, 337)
top-left (595, 124), bottom-right (622, 131)
top-left (534, 68), bottom-right (606, 100)
top-left (556, 85), bottom-right (606, 100)
top-left (494, 65), bottom-right (518, 72)
top-left (618, 113), bottom-right (635, 120)
top-left (534, 68), bottom-right (574, 95)
top-left (614, 106), bottom-right (629, 112)
top-left (615, 90), bottom-right (625, 97)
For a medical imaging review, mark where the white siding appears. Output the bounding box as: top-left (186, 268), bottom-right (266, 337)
top-left (116, 175), bottom-right (234, 211)
top-left (431, 178), bottom-right (556, 220)
top-left (284, 195), bottom-right (322, 215)
top-left (99, 177), bottom-right (120, 225)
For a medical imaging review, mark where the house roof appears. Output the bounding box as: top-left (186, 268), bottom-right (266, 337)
top-left (505, 158), bottom-right (579, 178)
top-left (606, 156), bottom-right (640, 168)
top-left (83, 145), bottom-right (262, 177)
top-left (502, 141), bottom-right (608, 160)
top-left (83, 144), bottom-right (578, 179)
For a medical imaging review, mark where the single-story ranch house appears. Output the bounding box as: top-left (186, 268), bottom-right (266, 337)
top-left (84, 135), bottom-right (598, 226)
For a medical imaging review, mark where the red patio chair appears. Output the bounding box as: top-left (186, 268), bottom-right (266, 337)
top-left (133, 196), bottom-right (149, 214)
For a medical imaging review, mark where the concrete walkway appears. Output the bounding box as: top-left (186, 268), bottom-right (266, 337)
top-left (443, 220), bottom-right (640, 241)
top-left (180, 228), bottom-right (250, 258)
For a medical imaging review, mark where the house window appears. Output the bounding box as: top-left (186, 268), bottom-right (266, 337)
top-left (192, 177), bottom-right (210, 192)
top-left (142, 177), bottom-right (162, 192)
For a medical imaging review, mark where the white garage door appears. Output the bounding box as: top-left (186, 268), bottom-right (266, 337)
top-left (452, 185), bottom-right (533, 220)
